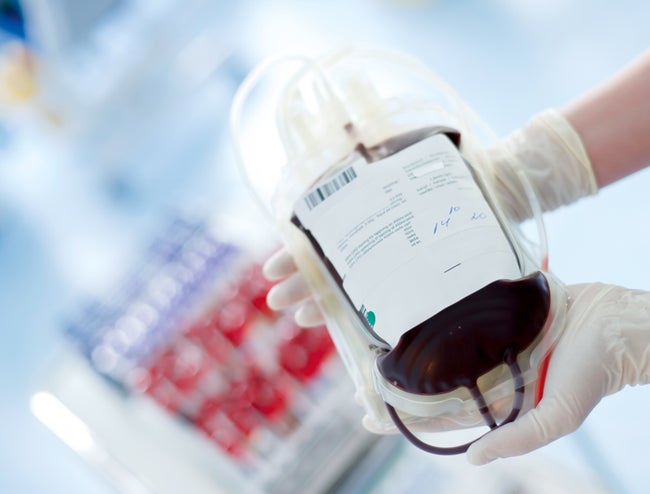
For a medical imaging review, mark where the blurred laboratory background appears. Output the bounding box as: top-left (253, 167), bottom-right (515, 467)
top-left (1, 0), bottom-right (649, 493)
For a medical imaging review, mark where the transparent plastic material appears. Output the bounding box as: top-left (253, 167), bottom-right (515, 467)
top-left (230, 46), bottom-right (567, 444)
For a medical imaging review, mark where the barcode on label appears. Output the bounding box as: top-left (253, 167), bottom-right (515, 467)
top-left (304, 167), bottom-right (358, 210)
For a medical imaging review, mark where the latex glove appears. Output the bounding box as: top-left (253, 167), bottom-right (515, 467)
top-left (489, 108), bottom-right (598, 221)
top-left (467, 283), bottom-right (650, 465)
top-left (264, 248), bottom-right (326, 327)
top-left (264, 109), bottom-right (598, 325)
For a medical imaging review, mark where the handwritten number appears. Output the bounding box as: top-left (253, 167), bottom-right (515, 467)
top-left (434, 206), bottom-right (489, 235)
top-left (434, 206), bottom-right (459, 235)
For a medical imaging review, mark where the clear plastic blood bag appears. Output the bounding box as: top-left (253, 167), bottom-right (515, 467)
top-left (291, 129), bottom-right (523, 349)
top-left (230, 46), bottom-right (567, 454)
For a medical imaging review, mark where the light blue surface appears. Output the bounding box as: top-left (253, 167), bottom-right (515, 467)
top-left (2, 1), bottom-right (650, 492)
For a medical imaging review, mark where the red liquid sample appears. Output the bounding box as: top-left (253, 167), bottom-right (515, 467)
top-left (377, 271), bottom-right (551, 395)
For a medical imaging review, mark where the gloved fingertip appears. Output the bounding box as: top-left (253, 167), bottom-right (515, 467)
top-left (262, 249), bottom-right (296, 281)
top-left (295, 303), bottom-right (326, 327)
top-left (466, 442), bottom-right (497, 466)
top-left (362, 415), bottom-right (386, 434)
top-left (265, 284), bottom-right (287, 310)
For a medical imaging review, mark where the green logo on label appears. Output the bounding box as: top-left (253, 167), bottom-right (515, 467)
top-left (366, 311), bottom-right (376, 327)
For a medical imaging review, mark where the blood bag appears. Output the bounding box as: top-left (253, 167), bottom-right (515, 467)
top-left (230, 46), bottom-right (567, 454)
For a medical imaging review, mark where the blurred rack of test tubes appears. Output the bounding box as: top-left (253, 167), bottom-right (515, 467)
top-left (36, 216), bottom-right (383, 494)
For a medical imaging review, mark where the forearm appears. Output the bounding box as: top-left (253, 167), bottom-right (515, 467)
top-left (562, 49), bottom-right (650, 187)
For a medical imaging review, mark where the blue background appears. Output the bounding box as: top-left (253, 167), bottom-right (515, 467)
top-left (1, 1), bottom-right (649, 492)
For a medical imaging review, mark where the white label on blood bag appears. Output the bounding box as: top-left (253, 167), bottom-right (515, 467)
top-left (294, 134), bottom-right (521, 347)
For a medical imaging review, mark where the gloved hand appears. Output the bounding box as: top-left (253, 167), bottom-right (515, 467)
top-left (264, 248), bottom-right (326, 327)
top-left (467, 282), bottom-right (650, 465)
top-left (264, 108), bottom-right (598, 322)
top-left (489, 108), bottom-right (598, 221)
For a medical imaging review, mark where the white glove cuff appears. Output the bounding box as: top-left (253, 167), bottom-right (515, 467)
top-left (490, 109), bottom-right (599, 220)
top-left (531, 109), bottom-right (599, 206)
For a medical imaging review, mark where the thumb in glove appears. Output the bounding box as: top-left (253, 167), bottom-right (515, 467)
top-left (467, 283), bottom-right (650, 465)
